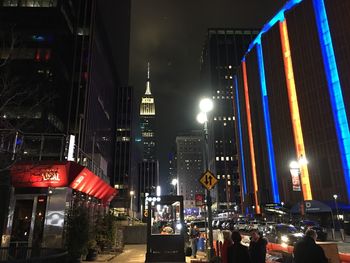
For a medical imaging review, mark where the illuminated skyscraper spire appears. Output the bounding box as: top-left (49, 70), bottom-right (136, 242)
top-left (145, 62), bottom-right (152, 95)
top-left (140, 62), bottom-right (156, 160)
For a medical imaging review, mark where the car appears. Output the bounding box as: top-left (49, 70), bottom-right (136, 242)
top-left (235, 221), bottom-right (248, 231)
top-left (258, 221), bottom-right (276, 233)
top-left (246, 220), bottom-right (260, 232)
top-left (264, 223), bottom-right (304, 246)
top-left (297, 220), bottom-right (319, 232)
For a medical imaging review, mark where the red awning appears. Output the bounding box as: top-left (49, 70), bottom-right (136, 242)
top-left (11, 161), bottom-right (117, 204)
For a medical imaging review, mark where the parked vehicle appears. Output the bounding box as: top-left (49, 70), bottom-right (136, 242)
top-left (235, 221), bottom-right (248, 231)
top-left (258, 221), bottom-right (276, 233)
top-left (264, 223), bottom-right (304, 246)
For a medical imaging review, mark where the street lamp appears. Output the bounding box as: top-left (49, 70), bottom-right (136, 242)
top-left (130, 190), bottom-right (135, 222)
top-left (171, 178), bottom-right (178, 195)
top-left (333, 194), bottom-right (344, 240)
top-left (196, 97), bottom-right (214, 260)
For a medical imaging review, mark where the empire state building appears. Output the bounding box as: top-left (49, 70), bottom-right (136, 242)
top-left (140, 63), bottom-right (156, 160)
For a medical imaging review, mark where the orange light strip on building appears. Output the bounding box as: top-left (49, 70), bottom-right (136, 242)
top-left (242, 61), bottom-right (261, 214)
top-left (279, 19), bottom-right (313, 201)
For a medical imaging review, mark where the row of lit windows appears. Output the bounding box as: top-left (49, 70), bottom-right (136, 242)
top-left (224, 75), bottom-right (233, 80)
top-left (216, 90), bottom-right (233, 94)
top-left (212, 96), bottom-right (234, 100)
top-left (2, 0), bottom-right (57, 7)
top-left (216, 156), bottom-right (235, 161)
top-left (213, 116), bottom-right (235, 121)
top-left (215, 140), bottom-right (233, 144)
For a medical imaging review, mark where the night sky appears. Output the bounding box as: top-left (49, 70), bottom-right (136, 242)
top-left (129, 0), bottom-right (284, 189)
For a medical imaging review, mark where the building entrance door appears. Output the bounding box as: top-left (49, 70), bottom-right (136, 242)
top-left (9, 195), bottom-right (46, 259)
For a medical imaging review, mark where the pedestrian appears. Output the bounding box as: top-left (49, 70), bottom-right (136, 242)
top-left (189, 223), bottom-right (200, 258)
top-left (221, 230), bottom-right (233, 263)
top-left (227, 231), bottom-right (251, 263)
top-left (248, 229), bottom-right (267, 263)
top-left (293, 228), bottom-right (328, 263)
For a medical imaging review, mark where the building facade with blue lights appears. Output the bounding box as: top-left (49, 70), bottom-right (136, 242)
top-left (234, 0), bottom-right (350, 214)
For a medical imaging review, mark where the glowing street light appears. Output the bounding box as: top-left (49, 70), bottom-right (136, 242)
top-left (197, 97), bottom-right (214, 260)
top-left (171, 178), bottom-right (178, 195)
top-left (130, 190), bottom-right (135, 222)
top-left (199, 98), bottom-right (214, 113)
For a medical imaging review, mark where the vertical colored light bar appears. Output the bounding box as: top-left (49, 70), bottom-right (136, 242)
top-left (234, 76), bottom-right (248, 199)
top-left (242, 60), bottom-right (261, 214)
top-left (313, 0), bottom-right (350, 201)
top-left (256, 43), bottom-right (281, 204)
top-left (279, 19), bottom-right (313, 200)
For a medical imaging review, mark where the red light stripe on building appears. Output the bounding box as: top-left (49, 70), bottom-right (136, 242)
top-left (242, 61), bottom-right (261, 214)
top-left (279, 19), bottom-right (312, 201)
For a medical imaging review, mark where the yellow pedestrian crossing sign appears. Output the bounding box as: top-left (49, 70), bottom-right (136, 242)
top-left (199, 170), bottom-right (218, 190)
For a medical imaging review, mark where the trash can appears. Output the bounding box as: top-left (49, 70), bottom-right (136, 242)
top-left (197, 237), bottom-right (205, 251)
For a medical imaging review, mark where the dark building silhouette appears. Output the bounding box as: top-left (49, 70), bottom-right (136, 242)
top-left (201, 29), bottom-right (258, 211)
top-left (0, 0), bottom-right (131, 248)
top-left (112, 86), bottom-right (133, 211)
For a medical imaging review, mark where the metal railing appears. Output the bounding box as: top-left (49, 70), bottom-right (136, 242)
top-left (0, 128), bottom-right (108, 181)
top-left (0, 243), bottom-right (67, 263)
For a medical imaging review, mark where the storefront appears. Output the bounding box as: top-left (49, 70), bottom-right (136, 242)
top-left (1, 161), bottom-right (116, 250)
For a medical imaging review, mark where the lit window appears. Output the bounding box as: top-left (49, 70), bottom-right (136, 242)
top-left (228, 65), bottom-right (232, 69)
top-left (214, 117), bottom-right (217, 120)
top-left (222, 175), bottom-right (226, 179)
top-left (212, 96), bottom-right (215, 99)
top-left (223, 117), bottom-right (226, 120)
top-left (227, 175), bottom-right (231, 179)
top-left (228, 117), bottom-right (231, 121)
top-left (221, 157), bottom-right (224, 161)
top-left (230, 86), bottom-right (233, 89)
top-left (221, 96), bottom-right (225, 99)
top-left (228, 181), bottom-right (231, 186)
top-left (216, 157), bottom-right (219, 161)
top-left (224, 123), bottom-right (227, 126)
top-left (232, 116), bottom-right (235, 120)
top-left (217, 175), bottom-right (220, 179)
top-left (226, 157), bottom-right (229, 161)
top-left (217, 90), bottom-right (220, 94)
top-left (217, 96), bottom-right (220, 99)
top-left (231, 157), bottom-right (234, 160)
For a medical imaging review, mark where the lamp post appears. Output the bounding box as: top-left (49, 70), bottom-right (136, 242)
top-left (130, 190), bottom-right (135, 223)
top-left (171, 178), bottom-right (178, 195)
top-left (333, 194), bottom-right (344, 240)
top-left (197, 98), bottom-right (214, 260)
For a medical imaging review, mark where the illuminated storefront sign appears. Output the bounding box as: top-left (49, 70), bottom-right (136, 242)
top-left (11, 162), bottom-right (117, 204)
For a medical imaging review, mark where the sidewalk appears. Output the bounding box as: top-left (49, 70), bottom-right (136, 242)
top-left (110, 244), bottom-right (146, 263)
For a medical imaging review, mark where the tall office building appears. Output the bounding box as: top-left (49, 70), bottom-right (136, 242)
top-left (138, 64), bottom-right (159, 216)
top-left (234, 0), bottom-right (350, 213)
top-left (201, 29), bottom-right (258, 211)
top-left (112, 86), bottom-right (133, 210)
top-left (140, 63), bottom-right (156, 160)
top-left (176, 131), bottom-right (205, 209)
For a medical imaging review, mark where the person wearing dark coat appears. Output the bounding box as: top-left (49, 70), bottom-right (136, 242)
top-left (248, 229), bottom-right (267, 263)
top-left (227, 231), bottom-right (251, 263)
top-left (293, 228), bottom-right (328, 263)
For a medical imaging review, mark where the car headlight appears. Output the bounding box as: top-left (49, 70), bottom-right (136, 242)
top-left (281, 235), bottom-right (289, 243)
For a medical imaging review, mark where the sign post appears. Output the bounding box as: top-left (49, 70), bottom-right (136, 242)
top-left (199, 170), bottom-right (217, 260)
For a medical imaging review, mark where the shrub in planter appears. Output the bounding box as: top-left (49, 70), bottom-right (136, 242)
top-left (65, 205), bottom-right (89, 262)
top-left (96, 213), bottom-right (117, 251)
top-left (86, 239), bottom-right (98, 261)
